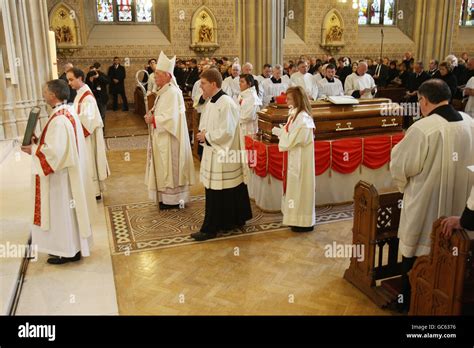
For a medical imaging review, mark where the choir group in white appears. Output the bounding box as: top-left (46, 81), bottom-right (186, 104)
top-left (21, 51), bottom-right (474, 272)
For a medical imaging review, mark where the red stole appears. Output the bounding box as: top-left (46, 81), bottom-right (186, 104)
top-left (77, 90), bottom-right (94, 137)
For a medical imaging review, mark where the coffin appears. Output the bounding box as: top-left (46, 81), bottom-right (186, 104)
top-left (258, 98), bottom-right (404, 142)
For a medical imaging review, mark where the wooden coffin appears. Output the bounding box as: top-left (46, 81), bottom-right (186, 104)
top-left (257, 98), bottom-right (404, 142)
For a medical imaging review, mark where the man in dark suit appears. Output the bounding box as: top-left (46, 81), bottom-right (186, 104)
top-left (428, 59), bottom-right (441, 78)
top-left (405, 61), bottom-right (430, 103)
top-left (373, 59), bottom-right (390, 87)
top-left (107, 57), bottom-right (128, 111)
top-left (183, 58), bottom-right (200, 94)
top-left (87, 62), bottom-right (109, 124)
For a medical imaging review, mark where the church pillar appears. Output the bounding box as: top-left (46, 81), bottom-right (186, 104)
top-left (238, 0), bottom-right (285, 72)
top-left (412, 0), bottom-right (457, 66)
top-left (0, 0), bottom-right (52, 140)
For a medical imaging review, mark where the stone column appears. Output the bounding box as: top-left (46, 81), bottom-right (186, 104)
top-left (412, 0), bottom-right (457, 66)
top-left (238, 0), bottom-right (285, 73)
top-left (0, 0), bottom-right (52, 140)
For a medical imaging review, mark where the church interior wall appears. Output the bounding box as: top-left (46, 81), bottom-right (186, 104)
top-left (453, 0), bottom-right (474, 56)
top-left (47, 0), bottom-right (238, 101)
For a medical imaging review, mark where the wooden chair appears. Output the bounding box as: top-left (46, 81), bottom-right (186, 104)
top-left (409, 218), bottom-right (474, 315)
top-left (343, 181), bottom-right (403, 307)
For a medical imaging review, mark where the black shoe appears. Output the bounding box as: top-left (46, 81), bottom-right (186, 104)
top-left (47, 252), bottom-right (81, 265)
top-left (96, 194), bottom-right (102, 201)
top-left (190, 231), bottom-right (217, 241)
top-left (291, 226), bottom-right (314, 233)
top-left (159, 202), bottom-right (179, 210)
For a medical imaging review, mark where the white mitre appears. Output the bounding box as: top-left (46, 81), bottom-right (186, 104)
top-left (156, 51), bottom-right (176, 74)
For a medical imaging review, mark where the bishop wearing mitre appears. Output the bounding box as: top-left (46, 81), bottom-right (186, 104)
top-left (21, 80), bottom-right (93, 264)
top-left (144, 51), bottom-right (195, 209)
top-left (67, 67), bottom-right (110, 200)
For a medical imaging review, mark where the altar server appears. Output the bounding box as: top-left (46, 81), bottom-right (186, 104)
top-left (21, 79), bottom-right (93, 264)
top-left (316, 63), bottom-right (344, 99)
top-left (262, 64), bottom-right (291, 105)
top-left (238, 74), bottom-right (262, 137)
top-left (222, 63), bottom-right (241, 104)
top-left (344, 61), bottom-right (377, 99)
top-left (67, 67), bottom-right (110, 200)
top-left (312, 63), bottom-right (327, 85)
top-left (192, 68), bottom-right (252, 241)
top-left (390, 79), bottom-right (474, 311)
top-left (290, 60), bottom-right (318, 100)
top-left (272, 86), bottom-right (316, 232)
top-left (144, 51), bottom-right (195, 209)
top-left (464, 76), bottom-right (474, 118)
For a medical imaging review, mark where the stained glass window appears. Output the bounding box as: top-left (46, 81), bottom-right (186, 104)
top-left (358, 0), bottom-right (397, 25)
top-left (358, 0), bottom-right (368, 25)
top-left (370, 0), bottom-right (381, 24)
top-left (136, 0), bottom-right (153, 22)
top-left (117, 0), bottom-right (133, 22)
top-left (97, 0), bottom-right (153, 23)
top-left (459, 0), bottom-right (474, 26)
top-left (383, 0), bottom-right (395, 25)
top-left (97, 0), bottom-right (114, 22)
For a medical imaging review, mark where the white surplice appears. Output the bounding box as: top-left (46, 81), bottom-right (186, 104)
top-left (276, 109), bottom-right (316, 227)
top-left (222, 76), bottom-right (240, 104)
top-left (390, 111), bottom-right (474, 257)
top-left (238, 86), bottom-right (262, 137)
top-left (145, 82), bottom-right (195, 204)
top-left (262, 76), bottom-right (291, 105)
top-left (290, 72), bottom-right (318, 100)
top-left (31, 106), bottom-right (93, 258)
top-left (464, 77), bottom-right (474, 118)
top-left (199, 91), bottom-right (247, 190)
top-left (73, 84), bottom-right (110, 196)
top-left (344, 72), bottom-right (377, 99)
top-left (317, 77), bottom-right (344, 99)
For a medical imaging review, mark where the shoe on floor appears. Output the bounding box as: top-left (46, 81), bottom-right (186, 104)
top-left (159, 202), bottom-right (179, 210)
top-left (47, 252), bottom-right (81, 265)
top-left (190, 231), bottom-right (217, 241)
top-left (96, 194), bottom-right (102, 201)
top-left (291, 226), bottom-right (314, 233)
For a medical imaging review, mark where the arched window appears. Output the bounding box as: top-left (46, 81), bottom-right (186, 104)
top-left (96, 0), bottom-right (153, 23)
top-left (358, 0), bottom-right (397, 25)
top-left (459, 0), bottom-right (473, 26)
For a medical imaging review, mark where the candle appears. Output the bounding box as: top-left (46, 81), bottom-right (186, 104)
top-left (48, 31), bottom-right (58, 79)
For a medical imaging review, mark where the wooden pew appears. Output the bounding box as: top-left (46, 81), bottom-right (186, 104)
top-left (376, 87), bottom-right (407, 103)
top-left (343, 181), bottom-right (403, 307)
top-left (409, 218), bottom-right (474, 315)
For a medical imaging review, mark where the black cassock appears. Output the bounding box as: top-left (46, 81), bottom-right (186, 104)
top-left (200, 183), bottom-right (252, 234)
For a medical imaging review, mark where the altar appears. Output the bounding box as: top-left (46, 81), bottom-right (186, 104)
top-left (245, 134), bottom-right (404, 210)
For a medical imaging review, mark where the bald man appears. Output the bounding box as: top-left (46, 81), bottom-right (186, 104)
top-left (344, 61), bottom-right (377, 99)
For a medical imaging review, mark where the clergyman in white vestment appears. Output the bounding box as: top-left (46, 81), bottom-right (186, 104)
top-left (390, 79), bottom-right (474, 311)
top-left (144, 51), bottom-right (195, 209)
top-left (67, 68), bottom-right (110, 199)
top-left (21, 80), bottom-right (93, 264)
top-left (344, 61), bottom-right (377, 99)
